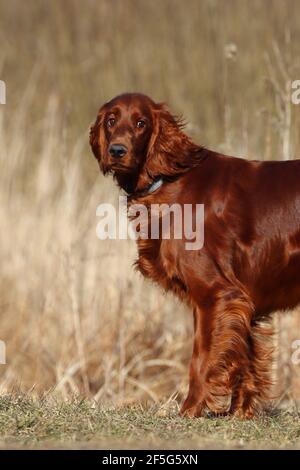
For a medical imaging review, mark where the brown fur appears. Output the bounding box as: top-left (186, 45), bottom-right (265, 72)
top-left (90, 93), bottom-right (300, 418)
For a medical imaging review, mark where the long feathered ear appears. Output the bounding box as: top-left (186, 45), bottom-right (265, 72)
top-left (142, 103), bottom-right (198, 184)
top-left (89, 110), bottom-right (107, 165)
top-left (147, 103), bottom-right (181, 161)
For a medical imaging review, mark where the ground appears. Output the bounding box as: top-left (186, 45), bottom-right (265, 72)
top-left (0, 396), bottom-right (299, 449)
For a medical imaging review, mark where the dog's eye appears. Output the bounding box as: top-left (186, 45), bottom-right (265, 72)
top-left (136, 119), bottom-right (146, 129)
top-left (107, 118), bottom-right (116, 128)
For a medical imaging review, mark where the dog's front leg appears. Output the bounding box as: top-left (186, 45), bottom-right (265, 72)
top-left (180, 306), bottom-right (208, 417)
top-left (181, 287), bottom-right (254, 418)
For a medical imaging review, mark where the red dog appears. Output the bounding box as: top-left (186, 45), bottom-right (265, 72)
top-left (90, 93), bottom-right (300, 418)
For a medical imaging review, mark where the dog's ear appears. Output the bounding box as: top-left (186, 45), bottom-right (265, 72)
top-left (147, 103), bottom-right (177, 157)
top-left (89, 109), bottom-right (106, 162)
top-left (145, 103), bottom-right (186, 177)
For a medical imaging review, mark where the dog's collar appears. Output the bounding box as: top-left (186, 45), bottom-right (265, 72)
top-left (133, 177), bottom-right (164, 198)
top-left (145, 177), bottom-right (164, 194)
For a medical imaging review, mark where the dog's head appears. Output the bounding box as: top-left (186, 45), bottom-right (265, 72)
top-left (90, 93), bottom-right (194, 194)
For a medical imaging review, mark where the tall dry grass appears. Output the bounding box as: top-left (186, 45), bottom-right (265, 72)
top-left (0, 0), bottom-right (300, 404)
top-left (0, 87), bottom-right (191, 402)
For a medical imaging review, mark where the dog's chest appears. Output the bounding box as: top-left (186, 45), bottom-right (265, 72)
top-left (136, 238), bottom-right (186, 297)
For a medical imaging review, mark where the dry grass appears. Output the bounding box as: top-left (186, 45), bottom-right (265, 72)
top-left (0, 0), bottom-right (300, 412)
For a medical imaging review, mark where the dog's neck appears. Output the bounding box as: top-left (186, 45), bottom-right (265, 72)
top-left (114, 172), bottom-right (164, 198)
top-left (114, 146), bottom-right (209, 198)
top-left (134, 177), bottom-right (164, 197)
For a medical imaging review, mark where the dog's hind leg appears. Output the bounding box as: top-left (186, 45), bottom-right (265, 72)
top-left (230, 320), bottom-right (274, 418)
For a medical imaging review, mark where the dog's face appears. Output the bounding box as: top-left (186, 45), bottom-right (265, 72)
top-left (90, 93), bottom-right (157, 182)
top-left (90, 92), bottom-right (190, 194)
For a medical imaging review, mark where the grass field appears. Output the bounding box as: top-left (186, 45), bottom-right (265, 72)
top-left (1, 0), bottom-right (300, 449)
top-left (0, 396), bottom-right (299, 449)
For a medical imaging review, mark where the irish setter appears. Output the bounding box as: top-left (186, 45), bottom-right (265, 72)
top-left (90, 93), bottom-right (300, 418)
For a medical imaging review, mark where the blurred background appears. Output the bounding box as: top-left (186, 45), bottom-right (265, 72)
top-left (0, 0), bottom-right (300, 406)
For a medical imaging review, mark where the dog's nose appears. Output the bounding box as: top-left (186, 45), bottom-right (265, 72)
top-left (109, 144), bottom-right (127, 158)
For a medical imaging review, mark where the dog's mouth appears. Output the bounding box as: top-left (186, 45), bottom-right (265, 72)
top-left (111, 163), bottom-right (135, 177)
top-left (98, 153), bottom-right (143, 194)
top-left (101, 156), bottom-right (137, 176)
